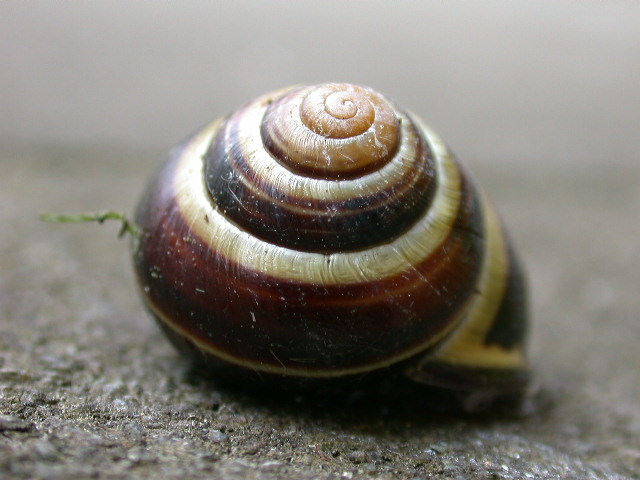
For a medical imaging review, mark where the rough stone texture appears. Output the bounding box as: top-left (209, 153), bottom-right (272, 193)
top-left (2, 2), bottom-right (639, 479)
top-left (2, 140), bottom-right (638, 479)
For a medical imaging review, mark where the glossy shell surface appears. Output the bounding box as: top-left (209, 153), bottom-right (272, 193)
top-left (133, 83), bottom-right (528, 390)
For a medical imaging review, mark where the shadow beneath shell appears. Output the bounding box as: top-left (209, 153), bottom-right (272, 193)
top-left (181, 360), bottom-right (555, 429)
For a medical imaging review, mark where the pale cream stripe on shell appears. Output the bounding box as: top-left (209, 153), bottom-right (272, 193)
top-left (145, 113), bottom-right (511, 376)
top-left (232, 93), bottom-right (424, 208)
top-left (426, 194), bottom-right (527, 369)
top-left (173, 114), bottom-right (461, 286)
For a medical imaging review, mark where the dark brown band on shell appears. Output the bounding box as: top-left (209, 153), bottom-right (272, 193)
top-left (135, 146), bottom-right (485, 374)
top-left (205, 105), bottom-right (436, 252)
top-left (484, 241), bottom-right (528, 350)
top-left (132, 83), bottom-right (529, 387)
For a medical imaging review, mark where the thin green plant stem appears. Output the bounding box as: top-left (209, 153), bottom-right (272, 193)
top-left (40, 211), bottom-right (140, 240)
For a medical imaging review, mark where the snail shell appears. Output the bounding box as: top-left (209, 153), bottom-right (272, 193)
top-left (133, 83), bottom-right (529, 393)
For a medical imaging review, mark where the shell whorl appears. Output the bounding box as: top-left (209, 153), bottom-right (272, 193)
top-left (205, 83), bottom-right (435, 252)
top-left (262, 83), bottom-right (401, 179)
top-left (133, 83), bottom-right (528, 383)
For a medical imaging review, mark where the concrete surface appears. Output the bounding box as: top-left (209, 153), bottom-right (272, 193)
top-left (1, 2), bottom-right (639, 479)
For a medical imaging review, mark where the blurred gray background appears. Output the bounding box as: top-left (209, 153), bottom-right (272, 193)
top-left (1, 2), bottom-right (639, 479)
top-left (3, 1), bottom-right (639, 168)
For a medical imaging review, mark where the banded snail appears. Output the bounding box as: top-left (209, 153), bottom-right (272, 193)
top-left (133, 83), bottom-right (529, 396)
